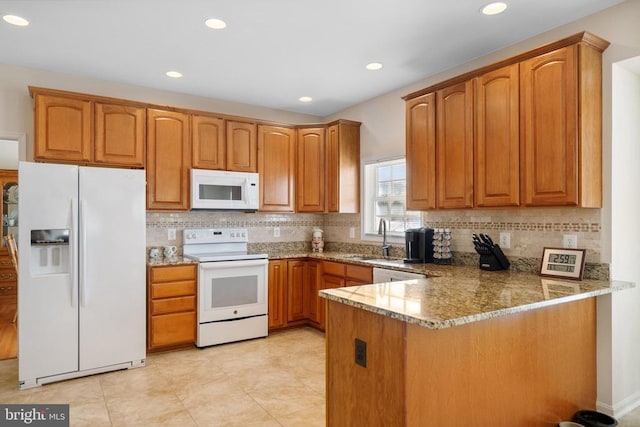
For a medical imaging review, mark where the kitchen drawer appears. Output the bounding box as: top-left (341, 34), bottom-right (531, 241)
top-left (151, 296), bottom-right (196, 315)
top-left (0, 257), bottom-right (13, 269)
top-left (323, 261), bottom-right (345, 277)
top-left (149, 264), bottom-right (197, 283)
top-left (346, 264), bottom-right (372, 282)
top-left (150, 312), bottom-right (196, 347)
top-left (150, 281), bottom-right (196, 299)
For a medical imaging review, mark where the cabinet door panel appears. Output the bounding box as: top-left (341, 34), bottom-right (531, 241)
top-left (436, 81), bottom-right (474, 209)
top-left (297, 128), bottom-right (326, 212)
top-left (287, 260), bottom-right (308, 322)
top-left (94, 103), bottom-right (145, 167)
top-left (475, 65), bottom-right (520, 207)
top-left (192, 115), bottom-right (226, 170)
top-left (306, 261), bottom-right (320, 324)
top-left (258, 126), bottom-right (296, 212)
top-left (227, 121), bottom-right (257, 172)
top-left (268, 260), bottom-right (287, 330)
top-left (521, 46), bottom-right (578, 206)
top-left (327, 123), bottom-right (360, 213)
top-left (146, 109), bottom-right (191, 210)
top-left (34, 94), bottom-right (92, 162)
top-left (406, 93), bottom-right (436, 210)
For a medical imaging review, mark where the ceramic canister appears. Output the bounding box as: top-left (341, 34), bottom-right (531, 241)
top-left (163, 245), bottom-right (178, 258)
top-left (149, 247), bottom-right (162, 260)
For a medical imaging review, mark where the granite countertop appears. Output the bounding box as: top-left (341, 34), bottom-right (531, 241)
top-left (319, 267), bottom-right (634, 330)
top-left (147, 256), bottom-right (198, 267)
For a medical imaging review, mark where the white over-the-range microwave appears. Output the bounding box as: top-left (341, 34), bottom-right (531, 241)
top-left (191, 169), bottom-right (259, 211)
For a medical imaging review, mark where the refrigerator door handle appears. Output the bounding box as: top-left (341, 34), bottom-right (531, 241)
top-left (70, 198), bottom-right (78, 308)
top-left (79, 199), bottom-right (88, 307)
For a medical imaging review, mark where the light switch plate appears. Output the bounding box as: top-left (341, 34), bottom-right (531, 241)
top-left (349, 227), bottom-right (355, 238)
top-left (274, 227), bottom-right (280, 237)
top-left (167, 228), bottom-right (176, 241)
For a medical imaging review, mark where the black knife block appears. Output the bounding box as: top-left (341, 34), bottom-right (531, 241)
top-left (474, 244), bottom-right (510, 271)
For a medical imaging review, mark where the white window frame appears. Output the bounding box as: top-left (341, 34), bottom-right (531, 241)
top-left (361, 157), bottom-right (422, 243)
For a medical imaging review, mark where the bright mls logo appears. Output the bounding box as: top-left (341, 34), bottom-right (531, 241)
top-left (0, 405), bottom-right (69, 426)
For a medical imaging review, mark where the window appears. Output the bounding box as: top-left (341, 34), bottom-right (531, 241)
top-left (363, 158), bottom-right (421, 239)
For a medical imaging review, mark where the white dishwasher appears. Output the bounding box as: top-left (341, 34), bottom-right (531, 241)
top-left (372, 267), bottom-right (426, 283)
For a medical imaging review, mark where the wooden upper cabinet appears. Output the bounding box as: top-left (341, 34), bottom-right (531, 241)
top-left (297, 127), bottom-right (326, 213)
top-left (258, 125), bottom-right (296, 212)
top-left (34, 93), bottom-right (92, 163)
top-left (146, 109), bottom-right (191, 210)
top-left (94, 102), bottom-right (145, 167)
top-left (436, 81), bottom-right (474, 209)
top-left (403, 32), bottom-right (608, 210)
top-left (475, 64), bottom-right (520, 207)
top-left (192, 115), bottom-right (226, 170)
top-left (520, 43), bottom-right (603, 207)
top-left (406, 93), bottom-right (437, 210)
top-left (326, 122), bottom-right (361, 213)
top-left (521, 46), bottom-right (577, 206)
top-left (227, 120), bottom-right (257, 172)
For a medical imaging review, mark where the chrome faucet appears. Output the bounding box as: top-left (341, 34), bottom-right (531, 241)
top-left (378, 218), bottom-right (390, 258)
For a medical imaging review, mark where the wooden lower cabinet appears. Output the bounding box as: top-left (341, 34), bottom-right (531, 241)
top-left (268, 260), bottom-right (287, 330)
top-left (267, 259), bottom-right (373, 333)
top-left (147, 264), bottom-right (197, 352)
top-left (320, 261), bottom-right (373, 331)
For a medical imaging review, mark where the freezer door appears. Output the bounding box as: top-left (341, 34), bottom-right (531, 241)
top-left (18, 162), bottom-right (80, 382)
top-left (78, 167), bottom-right (146, 370)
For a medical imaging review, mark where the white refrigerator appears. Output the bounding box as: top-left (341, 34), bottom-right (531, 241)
top-left (18, 162), bottom-right (146, 389)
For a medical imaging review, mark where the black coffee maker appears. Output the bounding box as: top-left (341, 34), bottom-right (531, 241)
top-left (404, 227), bottom-right (435, 263)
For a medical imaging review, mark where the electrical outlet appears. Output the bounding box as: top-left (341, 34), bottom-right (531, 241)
top-left (563, 234), bottom-right (578, 249)
top-left (167, 228), bottom-right (176, 241)
top-left (349, 227), bottom-right (355, 238)
top-left (499, 232), bottom-right (511, 249)
top-left (355, 338), bottom-right (367, 368)
top-left (274, 227), bottom-right (280, 237)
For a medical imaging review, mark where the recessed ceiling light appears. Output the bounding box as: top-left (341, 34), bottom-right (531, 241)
top-left (299, 96), bottom-right (313, 103)
top-left (482, 2), bottom-right (507, 15)
top-left (2, 14), bottom-right (29, 26)
top-left (205, 18), bottom-right (227, 29)
top-left (366, 62), bottom-right (383, 71)
top-left (166, 71), bottom-right (183, 78)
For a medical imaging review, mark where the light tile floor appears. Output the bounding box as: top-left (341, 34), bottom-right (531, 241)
top-left (1, 326), bottom-right (639, 426)
top-left (0, 327), bottom-right (326, 426)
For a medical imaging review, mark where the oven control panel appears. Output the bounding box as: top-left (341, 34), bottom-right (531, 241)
top-left (183, 228), bottom-right (248, 244)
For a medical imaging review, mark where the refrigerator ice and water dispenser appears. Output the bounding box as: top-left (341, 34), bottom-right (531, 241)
top-left (29, 229), bottom-right (70, 275)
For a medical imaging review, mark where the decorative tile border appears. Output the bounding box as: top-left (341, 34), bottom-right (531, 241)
top-left (426, 221), bottom-right (600, 232)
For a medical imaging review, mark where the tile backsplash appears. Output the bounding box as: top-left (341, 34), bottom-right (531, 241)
top-left (146, 206), bottom-right (606, 279)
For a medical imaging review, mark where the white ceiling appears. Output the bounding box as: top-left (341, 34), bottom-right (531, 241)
top-left (0, 0), bottom-right (624, 117)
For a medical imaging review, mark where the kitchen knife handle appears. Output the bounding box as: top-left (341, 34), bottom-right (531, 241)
top-left (70, 198), bottom-right (78, 308)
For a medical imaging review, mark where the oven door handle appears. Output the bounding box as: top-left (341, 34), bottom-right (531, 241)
top-left (198, 259), bottom-right (268, 269)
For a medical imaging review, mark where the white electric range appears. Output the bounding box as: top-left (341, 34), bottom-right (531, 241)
top-left (183, 228), bottom-right (268, 347)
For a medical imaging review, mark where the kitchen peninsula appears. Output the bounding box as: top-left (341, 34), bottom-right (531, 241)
top-left (320, 269), bottom-right (633, 426)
